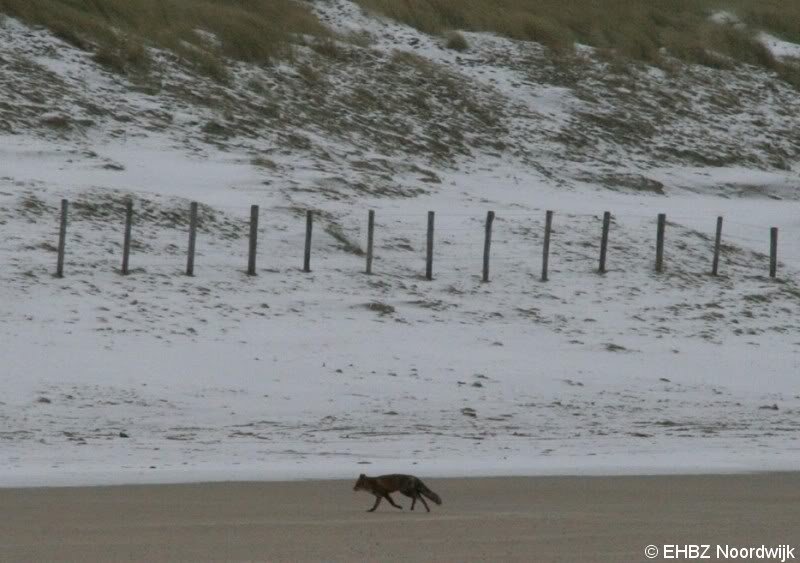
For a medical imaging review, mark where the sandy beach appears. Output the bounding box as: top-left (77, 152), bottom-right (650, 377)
top-left (1, 473), bottom-right (798, 562)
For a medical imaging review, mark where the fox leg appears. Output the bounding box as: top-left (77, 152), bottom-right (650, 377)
top-left (385, 493), bottom-right (403, 509)
top-left (417, 493), bottom-right (430, 512)
top-left (367, 495), bottom-right (382, 512)
top-left (400, 489), bottom-right (416, 510)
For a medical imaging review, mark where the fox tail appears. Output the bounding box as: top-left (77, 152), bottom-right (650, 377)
top-left (417, 480), bottom-right (442, 505)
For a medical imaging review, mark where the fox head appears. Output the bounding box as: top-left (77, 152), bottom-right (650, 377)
top-left (353, 473), bottom-right (367, 491)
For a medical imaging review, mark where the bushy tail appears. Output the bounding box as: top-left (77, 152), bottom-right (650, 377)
top-left (418, 480), bottom-right (442, 505)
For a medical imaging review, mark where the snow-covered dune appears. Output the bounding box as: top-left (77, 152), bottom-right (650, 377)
top-left (1, 2), bottom-right (799, 486)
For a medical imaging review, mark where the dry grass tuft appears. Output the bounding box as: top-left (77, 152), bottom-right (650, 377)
top-left (445, 31), bottom-right (469, 52)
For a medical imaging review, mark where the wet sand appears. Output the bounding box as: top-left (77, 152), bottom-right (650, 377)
top-left (1, 473), bottom-right (798, 562)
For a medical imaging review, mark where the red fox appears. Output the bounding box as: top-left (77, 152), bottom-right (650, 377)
top-left (353, 473), bottom-right (442, 512)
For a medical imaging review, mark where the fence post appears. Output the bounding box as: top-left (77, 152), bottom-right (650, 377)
top-left (426, 211), bottom-right (434, 280)
top-left (483, 211), bottom-right (495, 282)
top-left (541, 210), bottom-right (553, 282)
top-left (186, 202), bottom-right (198, 276)
top-left (655, 213), bottom-right (666, 273)
top-left (366, 210), bottom-right (375, 275)
top-left (711, 216), bottom-right (723, 277)
top-left (770, 227), bottom-right (778, 278)
top-left (56, 199), bottom-right (68, 278)
top-left (304, 210), bottom-right (313, 273)
top-left (121, 199), bottom-right (133, 275)
top-left (599, 211), bottom-right (610, 274)
top-left (247, 204), bottom-right (259, 276)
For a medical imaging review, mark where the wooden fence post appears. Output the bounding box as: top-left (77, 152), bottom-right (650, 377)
top-left (304, 210), bottom-right (313, 273)
top-left (541, 210), bottom-right (553, 282)
top-left (711, 216), bottom-right (723, 277)
top-left (366, 210), bottom-right (375, 275)
top-left (186, 202), bottom-right (198, 276)
top-left (121, 199), bottom-right (133, 275)
top-left (247, 204), bottom-right (259, 276)
top-left (56, 199), bottom-right (68, 278)
top-left (655, 213), bottom-right (666, 273)
top-left (770, 227), bottom-right (778, 278)
top-left (483, 211), bottom-right (495, 282)
top-left (599, 211), bottom-right (610, 274)
top-left (426, 211), bottom-right (434, 280)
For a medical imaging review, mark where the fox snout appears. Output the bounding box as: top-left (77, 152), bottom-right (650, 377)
top-left (353, 473), bottom-right (366, 492)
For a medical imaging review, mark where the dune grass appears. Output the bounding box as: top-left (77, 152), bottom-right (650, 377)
top-left (0, 0), bottom-right (328, 80)
top-left (355, 0), bottom-right (800, 81)
top-left (2, 0), bottom-right (797, 87)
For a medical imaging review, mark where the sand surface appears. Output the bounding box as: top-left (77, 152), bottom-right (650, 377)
top-left (1, 473), bottom-right (798, 562)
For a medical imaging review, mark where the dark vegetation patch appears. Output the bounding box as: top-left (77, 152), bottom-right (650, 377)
top-left (0, 0), bottom-right (328, 80)
top-left (355, 0), bottom-right (800, 88)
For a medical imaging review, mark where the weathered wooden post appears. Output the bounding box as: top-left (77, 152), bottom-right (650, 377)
top-left (770, 227), bottom-right (778, 278)
top-left (186, 201), bottom-right (198, 276)
top-left (483, 211), bottom-right (495, 282)
top-left (121, 199), bottom-right (133, 275)
top-left (366, 210), bottom-right (375, 275)
top-left (711, 216), bottom-right (723, 277)
top-left (56, 199), bottom-right (68, 278)
top-left (655, 213), bottom-right (666, 273)
top-left (304, 210), bottom-right (313, 273)
top-left (247, 204), bottom-right (259, 276)
top-left (599, 211), bottom-right (610, 274)
top-left (426, 211), bottom-right (435, 280)
top-left (541, 210), bottom-right (553, 282)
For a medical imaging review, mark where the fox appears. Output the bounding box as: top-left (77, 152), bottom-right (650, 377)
top-left (353, 473), bottom-right (442, 512)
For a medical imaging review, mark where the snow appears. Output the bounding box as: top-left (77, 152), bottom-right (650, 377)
top-left (709, 11), bottom-right (741, 26)
top-left (1, 4), bottom-right (800, 488)
top-left (708, 10), bottom-right (800, 61)
top-left (760, 32), bottom-right (800, 61)
top-left (3, 308), bottom-right (800, 488)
